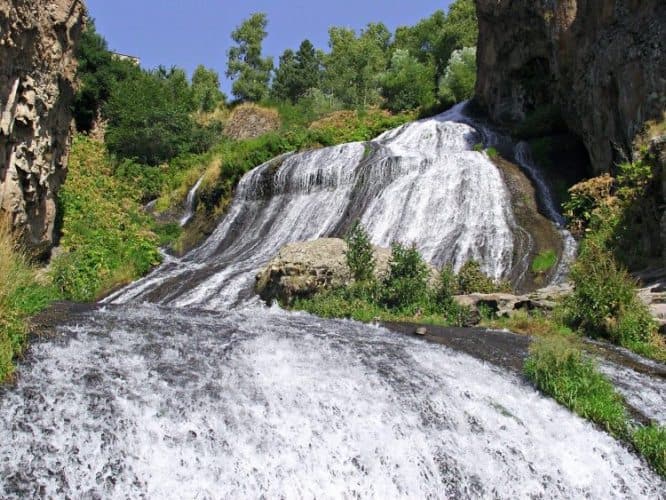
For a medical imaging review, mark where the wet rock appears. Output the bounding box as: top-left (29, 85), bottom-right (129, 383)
top-left (414, 327), bottom-right (428, 336)
top-left (0, 0), bottom-right (85, 257)
top-left (475, 0), bottom-right (665, 175)
top-left (454, 285), bottom-right (570, 320)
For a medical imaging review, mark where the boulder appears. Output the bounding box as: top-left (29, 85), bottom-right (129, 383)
top-left (255, 238), bottom-right (392, 305)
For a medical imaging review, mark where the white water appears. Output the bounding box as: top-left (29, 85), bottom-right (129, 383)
top-left (2, 105), bottom-right (664, 497)
top-left (179, 176), bottom-right (204, 226)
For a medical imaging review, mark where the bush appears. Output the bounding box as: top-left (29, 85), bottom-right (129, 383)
top-left (564, 237), bottom-right (656, 345)
top-left (456, 260), bottom-right (507, 294)
top-left (531, 249), bottom-right (557, 274)
top-left (524, 336), bottom-right (628, 436)
top-left (381, 243), bottom-right (430, 311)
top-left (52, 137), bottom-right (162, 301)
top-left (380, 49), bottom-right (436, 112)
top-left (345, 221), bottom-right (375, 282)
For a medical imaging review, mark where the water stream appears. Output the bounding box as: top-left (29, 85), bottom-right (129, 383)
top-left (1, 104), bottom-right (664, 498)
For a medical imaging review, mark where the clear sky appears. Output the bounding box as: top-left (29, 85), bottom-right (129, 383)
top-left (86, 0), bottom-right (453, 95)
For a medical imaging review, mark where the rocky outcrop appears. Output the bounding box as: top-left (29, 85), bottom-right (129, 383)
top-left (475, 0), bottom-right (666, 174)
top-left (255, 238), bottom-right (394, 305)
top-left (0, 0), bottom-right (85, 257)
top-left (224, 103), bottom-right (280, 141)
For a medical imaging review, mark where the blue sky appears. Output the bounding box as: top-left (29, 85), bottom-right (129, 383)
top-left (86, 0), bottom-right (453, 94)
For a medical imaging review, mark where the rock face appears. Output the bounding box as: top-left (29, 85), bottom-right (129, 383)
top-left (0, 0), bottom-right (85, 256)
top-left (255, 238), bottom-right (394, 305)
top-left (475, 0), bottom-right (666, 174)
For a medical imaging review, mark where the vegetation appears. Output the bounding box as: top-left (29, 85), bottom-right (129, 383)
top-left (345, 221), bottom-right (375, 282)
top-left (51, 137), bottom-right (163, 302)
top-left (226, 13), bottom-right (274, 102)
top-left (632, 425), bottom-right (666, 477)
top-left (456, 260), bottom-right (509, 294)
top-left (531, 249), bottom-right (557, 274)
top-left (438, 47), bottom-right (477, 106)
top-left (0, 219), bottom-right (59, 382)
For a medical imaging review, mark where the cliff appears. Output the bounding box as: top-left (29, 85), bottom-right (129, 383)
top-left (0, 0), bottom-right (85, 257)
top-left (474, 0), bottom-right (666, 174)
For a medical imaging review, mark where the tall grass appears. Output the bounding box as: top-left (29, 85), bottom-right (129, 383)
top-left (0, 218), bottom-right (58, 381)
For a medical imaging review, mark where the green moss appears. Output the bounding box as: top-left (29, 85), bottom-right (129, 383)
top-left (531, 249), bottom-right (557, 274)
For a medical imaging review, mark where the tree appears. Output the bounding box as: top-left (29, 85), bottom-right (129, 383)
top-left (437, 0), bottom-right (478, 70)
top-left (73, 20), bottom-right (140, 132)
top-left (324, 23), bottom-right (390, 108)
top-left (191, 65), bottom-right (226, 112)
top-left (105, 69), bottom-right (198, 165)
top-left (271, 40), bottom-right (323, 103)
top-left (438, 47), bottom-right (477, 106)
top-left (226, 12), bottom-right (273, 102)
top-left (345, 221), bottom-right (375, 282)
top-left (380, 49), bottom-right (436, 112)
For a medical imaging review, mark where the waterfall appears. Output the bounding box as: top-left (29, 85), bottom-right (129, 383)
top-left (179, 176), bottom-right (204, 227)
top-left (2, 105), bottom-right (663, 498)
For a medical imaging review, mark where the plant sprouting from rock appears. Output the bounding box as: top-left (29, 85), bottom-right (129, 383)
top-left (345, 221), bottom-right (375, 282)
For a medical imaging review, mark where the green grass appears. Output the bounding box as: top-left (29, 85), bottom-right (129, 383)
top-left (531, 249), bottom-right (557, 274)
top-left (632, 425), bottom-right (666, 477)
top-left (524, 336), bottom-right (628, 436)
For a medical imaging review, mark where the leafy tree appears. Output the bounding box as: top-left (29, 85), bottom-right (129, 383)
top-left (191, 65), bottom-right (226, 112)
top-left (272, 40), bottom-right (323, 103)
top-left (438, 0), bottom-right (478, 70)
top-left (226, 12), bottom-right (274, 102)
top-left (105, 69), bottom-right (198, 165)
top-left (393, 10), bottom-right (447, 67)
top-left (438, 47), bottom-right (477, 106)
top-left (73, 20), bottom-right (140, 132)
top-left (345, 221), bottom-right (375, 282)
top-left (382, 243), bottom-right (430, 310)
top-left (380, 49), bottom-right (436, 112)
top-left (324, 23), bottom-right (390, 108)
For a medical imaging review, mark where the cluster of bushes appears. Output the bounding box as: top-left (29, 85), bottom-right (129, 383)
top-left (292, 222), bottom-right (508, 326)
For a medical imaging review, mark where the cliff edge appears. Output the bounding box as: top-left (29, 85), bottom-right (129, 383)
top-left (0, 0), bottom-right (85, 257)
top-left (474, 0), bottom-right (665, 174)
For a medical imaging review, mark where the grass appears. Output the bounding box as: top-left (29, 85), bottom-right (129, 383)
top-left (531, 249), bottom-right (557, 274)
top-left (524, 336), bottom-right (629, 436)
top-left (632, 425), bottom-right (666, 477)
top-left (0, 219), bottom-right (60, 382)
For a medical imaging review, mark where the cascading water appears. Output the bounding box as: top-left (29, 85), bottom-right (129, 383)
top-left (179, 176), bottom-right (204, 227)
top-left (1, 104), bottom-right (664, 498)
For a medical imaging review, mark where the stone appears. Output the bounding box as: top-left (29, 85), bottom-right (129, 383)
top-left (0, 0), bottom-right (85, 257)
top-left (414, 327), bottom-right (428, 336)
top-left (475, 0), bottom-right (665, 175)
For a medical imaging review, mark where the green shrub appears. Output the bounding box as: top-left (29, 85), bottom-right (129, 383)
top-left (632, 425), bottom-right (666, 478)
top-left (524, 337), bottom-right (628, 436)
top-left (456, 260), bottom-right (507, 294)
top-left (438, 47), bottom-right (476, 106)
top-left (381, 243), bottom-right (430, 311)
top-left (345, 221), bottom-right (375, 282)
top-left (564, 237), bottom-right (656, 345)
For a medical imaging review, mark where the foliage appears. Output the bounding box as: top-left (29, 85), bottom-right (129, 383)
top-left (191, 65), bottom-right (226, 112)
top-left (51, 137), bottom-right (162, 301)
top-left (0, 219), bottom-right (60, 382)
top-left (73, 20), bottom-right (140, 132)
top-left (271, 40), bottom-right (323, 103)
top-left (632, 425), bottom-right (666, 478)
top-left (531, 249), bottom-right (557, 274)
top-left (105, 68), bottom-right (209, 165)
top-left (226, 13), bottom-right (274, 102)
top-left (345, 221), bottom-right (376, 282)
top-left (456, 260), bottom-right (508, 294)
top-left (381, 243), bottom-right (430, 311)
top-left (323, 23), bottom-right (390, 108)
top-left (524, 336), bottom-right (628, 436)
top-left (379, 49), bottom-right (436, 112)
top-left (438, 47), bottom-right (477, 106)
top-left (563, 237), bottom-right (656, 346)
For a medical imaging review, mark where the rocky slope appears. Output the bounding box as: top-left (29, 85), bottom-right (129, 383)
top-left (474, 0), bottom-right (665, 174)
top-left (0, 0), bottom-right (85, 257)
